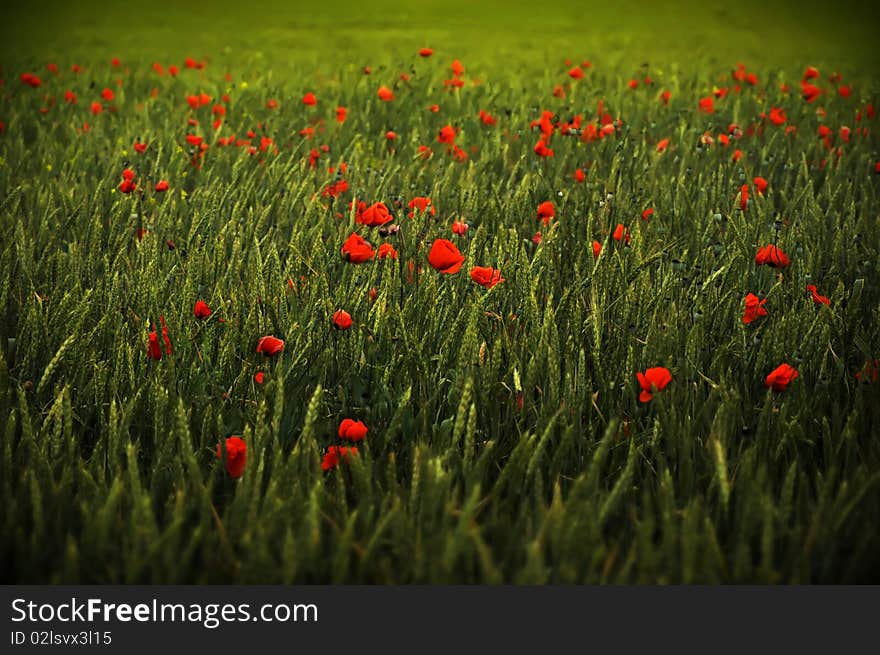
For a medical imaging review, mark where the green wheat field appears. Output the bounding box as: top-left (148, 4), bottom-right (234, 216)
top-left (1, 0), bottom-right (879, 583)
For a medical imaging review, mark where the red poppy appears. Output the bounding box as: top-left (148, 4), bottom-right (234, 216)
top-left (742, 293), bottom-right (768, 324)
top-left (479, 110), bottom-right (496, 126)
top-left (568, 66), bottom-right (584, 79)
top-left (753, 177), bottom-right (768, 195)
top-left (765, 363), bottom-right (798, 391)
top-left (341, 233), bottom-right (375, 263)
top-left (574, 168), bottom-right (586, 183)
top-left (740, 184), bottom-right (749, 211)
top-left (254, 372), bottom-right (265, 384)
top-left (147, 328), bottom-right (162, 360)
top-left (698, 96), bottom-right (714, 113)
top-left (755, 244), bottom-right (790, 268)
top-left (133, 140), bottom-right (147, 154)
top-left (377, 243), bottom-right (398, 259)
top-left (90, 101), bottom-right (103, 115)
top-left (592, 240), bottom-right (602, 259)
top-left (358, 202), bottom-right (393, 227)
top-left (336, 106), bottom-right (347, 123)
top-left (437, 125), bottom-right (456, 144)
top-left (101, 87), bottom-right (115, 102)
top-left (660, 90), bottom-right (671, 104)
top-left (154, 180), bottom-right (169, 192)
top-left (338, 418), bottom-right (368, 442)
top-left (470, 266), bottom-right (504, 289)
top-left (768, 107), bottom-right (787, 126)
top-left (385, 130), bottom-right (397, 141)
top-left (536, 201), bottom-right (555, 226)
top-left (419, 48), bottom-right (434, 57)
top-left (377, 86), bottom-right (394, 101)
top-left (656, 138), bottom-right (670, 153)
top-left (613, 224), bottom-right (631, 244)
top-left (185, 134), bottom-right (203, 147)
top-left (629, 79), bottom-right (638, 89)
top-left (20, 73), bottom-right (42, 88)
top-left (637, 367), bottom-right (672, 403)
top-left (428, 239), bottom-right (465, 274)
top-left (256, 335), bottom-right (285, 356)
top-left (806, 284), bottom-right (830, 305)
top-left (533, 139), bottom-right (554, 157)
top-left (641, 208), bottom-right (654, 221)
top-left (216, 436), bottom-right (247, 478)
top-left (302, 92), bottom-right (317, 106)
top-left (407, 196), bottom-right (435, 217)
top-left (119, 179), bottom-right (137, 193)
top-left (452, 220), bottom-right (469, 236)
top-left (332, 310), bottom-right (353, 330)
top-left (194, 300), bottom-right (212, 320)
top-left (322, 445), bottom-right (358, 471)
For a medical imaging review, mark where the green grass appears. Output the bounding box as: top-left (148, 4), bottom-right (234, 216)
top-left (1, 0), bottom-right (879, 583)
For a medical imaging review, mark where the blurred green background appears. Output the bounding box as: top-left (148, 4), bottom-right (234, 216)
top-left (1, 0), bottom-right (878, 78)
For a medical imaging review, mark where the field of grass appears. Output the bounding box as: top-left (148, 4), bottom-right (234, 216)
top-left (1, 1), bottom-right (879, 583)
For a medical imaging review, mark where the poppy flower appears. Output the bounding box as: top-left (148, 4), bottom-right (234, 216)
top-left (629, 79), bottom-right (639, 89)
top-left (407, 196), bottom-right (435, 217)
top-left (753, 177), bottom-right (768, 195)
top-left (637, 367), bottom-right (672, 403)
top-left (332, 309), bottom-right (352, 330)
top-left (185, 134), bottom-right (203, 147)
top-left (194, 300), bottom-right (212, 320)
top-left (336, 106), bottom-right (347, 123)
top-left (698, 96), bottom-right (714, 113)
top-left (742, 293), bottom-right (768, 324)
top-left (806, 284), bottom-right (830, 305)
top-left (338, 418), bottom-right (368, 442)
top-left (803, 66), bottom-right (819, 80)
top-left (641, 208), bottom-right (654, 221)
top-left (765, 363), bottom-right (799, 391)
top-left (419, 48), bottom-right (434, 57)
top-left (133, 140), bottom-right (147, 154)
top-left (536, 201), bottom-right (555, 226)
top-left (656, 138), bottom-right (670, 153)
top-left (660, 90), bottom-right (671, 104)
top-left (254, 372), bottom-right (265, 384)
top-left (768, 107), bottom-right (787, 126)
top-left (377, 243), bottom-right (398, 259)
top-left (568, 66), bottom-right (584, 79)
top-left (101, 87), bottom-right (115, 102)
top-left (755, 244), bottom-right (790, 268)
top-left (358, 202), bottom-right (393, 227)
top-left (256, 335), bottom-right (285, 356)
top-left (119, 179), bottom-right (137, 193)
top-left (613, 224), bottom-right (631, 244)
top-left (90, 101), bottom-right (103, 115)
top-left (739, 184), bottom-right (749, 211)
top-left (377, 86), bottom-right (394, 101)
top-left (592, 240), bottom-right (602, 259)
top-left (147, 328), bottom-right (163, 360)
top-left (479, 110), bottom-right (496, 126)
top-left (534, 139), bottom-right (554, 157)
top-left (321, 445), bottom-right (358, 471)
top-left (302, 92), bottom-right (316, 106)
top-left (574, 168), bottom-right (586, 183)
top-left (452, 220), bottom-right (469, 236)
top-left (385, 130), bottom-right (397, 142)
top-left (216, 436), bottom-right (247, 478)
top-left (341, 233), bottom-right (375, 263)
top-left (428, 239), bottom-right (465, 274)
top-left (154, 180), bottom-right (169, 192)
top-left (470, 266), bottom-right (504, 289)
top-left (437, 125), bottom-right (456, 144)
